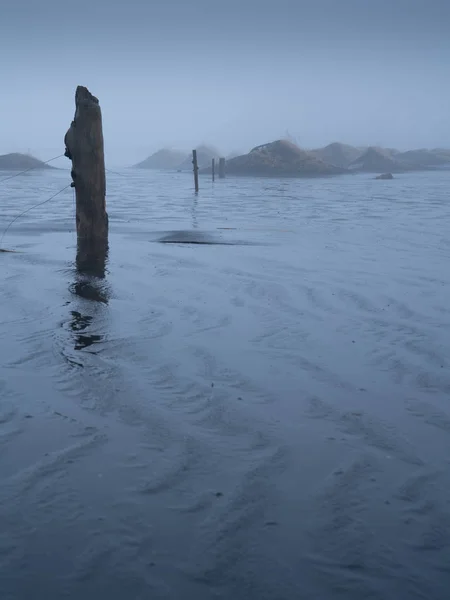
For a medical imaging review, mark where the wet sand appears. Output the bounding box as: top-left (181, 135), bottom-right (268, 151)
top-left (1, 169), bottom-right (450, 598)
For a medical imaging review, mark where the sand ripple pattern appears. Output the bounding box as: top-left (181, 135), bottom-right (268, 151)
top-left (1, 169), bottom-right (450, 598)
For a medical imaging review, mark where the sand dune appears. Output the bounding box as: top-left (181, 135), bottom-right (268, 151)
top-left (0, 152), bottom-right (55, 170)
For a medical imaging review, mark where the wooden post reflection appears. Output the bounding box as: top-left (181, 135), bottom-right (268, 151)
top-left (76, 237), bottom-right (108, 279)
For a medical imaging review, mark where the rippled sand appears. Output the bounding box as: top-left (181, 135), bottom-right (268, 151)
top-left (1, 169), bottom-right (450, 599)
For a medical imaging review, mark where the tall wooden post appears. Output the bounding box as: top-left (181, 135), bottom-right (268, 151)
top-left (192, 149), bottom-right (199, 192)
top-left (212, 158), bottom-right (215, 182)
top-left (64, 86), bottom-right (108, 274)
top-left (219, 157), bottom-right (226, 179)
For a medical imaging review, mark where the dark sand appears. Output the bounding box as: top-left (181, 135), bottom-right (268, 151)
top-left (1, 169), bottom-right (450, 599)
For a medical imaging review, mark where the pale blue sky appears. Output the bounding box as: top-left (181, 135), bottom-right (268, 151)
top-left (1, 0), bottom-right (449, 166)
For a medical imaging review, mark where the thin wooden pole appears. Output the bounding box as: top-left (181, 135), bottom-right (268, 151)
top-left (192, 149), bottom-right (199, 192)
top-left (64, 86), bottom-right (108, 273)
top-left (219, 157), bottom-right (226, 179)
top-left (212, 158), bottom-right (215, 182)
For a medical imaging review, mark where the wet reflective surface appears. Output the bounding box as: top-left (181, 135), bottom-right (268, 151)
top-left (1, 169), bottom-right (450, 599)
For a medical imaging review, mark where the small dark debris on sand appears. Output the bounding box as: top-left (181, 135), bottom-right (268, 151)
top-left (156, 230), bottom-right (258, 246)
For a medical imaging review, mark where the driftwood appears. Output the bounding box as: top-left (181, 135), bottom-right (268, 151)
top-left (64, 86), bottom-right (108, 274)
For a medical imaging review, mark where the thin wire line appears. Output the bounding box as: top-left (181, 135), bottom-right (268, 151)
top-left (0, 154), bottom-right (65, 184)
top-left (105, 167), bottom-right (128, 177)
top-left (0, 183), bottom-right (72, 247)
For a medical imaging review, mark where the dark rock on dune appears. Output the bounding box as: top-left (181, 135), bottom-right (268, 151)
top-left (201, 140), bottom-right (346, 178)
top-left (177, 145), bottom-right (221, 171)
top-left (375, 173), bottom-right (394, 180)
top-left (395, 148), bottom-right (450, 169)
top-left (348, 146), bottom-right (414, 173)
top-left (134, 148), bottom-right (189, 170)
top-left (311, 142), bottom-right (364, 169)
top-left (0, 153), bottom-right (55, 171)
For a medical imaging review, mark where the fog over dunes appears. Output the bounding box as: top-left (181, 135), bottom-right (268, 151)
top-left (201, 140), bottom-right (345, 177)
top-left (311, 143), bottom-right (364, 169)
top-left (0, 153), bottom-right (55, 170)
top-left (177, 145), bottom-right (221, 170)
top-left (134, 148), bottom-right (189, 169)
top-left (0, 0), bottom-right (449, 165)
top-left (396, 148), bottom-right (450, 168)
top-left (348, 146), bottom-right (415, 174)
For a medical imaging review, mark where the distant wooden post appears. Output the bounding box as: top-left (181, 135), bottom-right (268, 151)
top-left (192, 149), bottom-right (199, 192)
top-left (219, 157), bottom-right (226, 179)
top-left (64, 86), bottom-right (108, 273)
top-left (212, 158), bottom-right (215, 182)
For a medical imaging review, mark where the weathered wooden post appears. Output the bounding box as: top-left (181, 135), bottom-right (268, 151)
top-left (192, 149), bottom-right (199, 192)
top-left (64, 86), bottom-right (108, 275)
top-left (219, 157), bottom-right (226, 179)
top-left (212, 158), bottom-right (215, 182)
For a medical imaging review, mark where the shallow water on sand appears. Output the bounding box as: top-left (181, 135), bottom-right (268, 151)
top-left (1, 168), bottom-right (450, 599)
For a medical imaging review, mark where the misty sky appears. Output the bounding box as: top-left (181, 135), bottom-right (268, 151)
top-left (1, 0), bottom-right (449, 166)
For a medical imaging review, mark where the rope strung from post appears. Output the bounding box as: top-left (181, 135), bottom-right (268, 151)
top-left (0, 183), bottom-right (72, 248)
top-left (105, 167), bottom-right (128, 177)
top-left (0, 154), bottom-right (65, 184)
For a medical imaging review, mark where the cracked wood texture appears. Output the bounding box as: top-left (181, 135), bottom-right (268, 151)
top-left (64, 86), bottom-right (108, 245)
